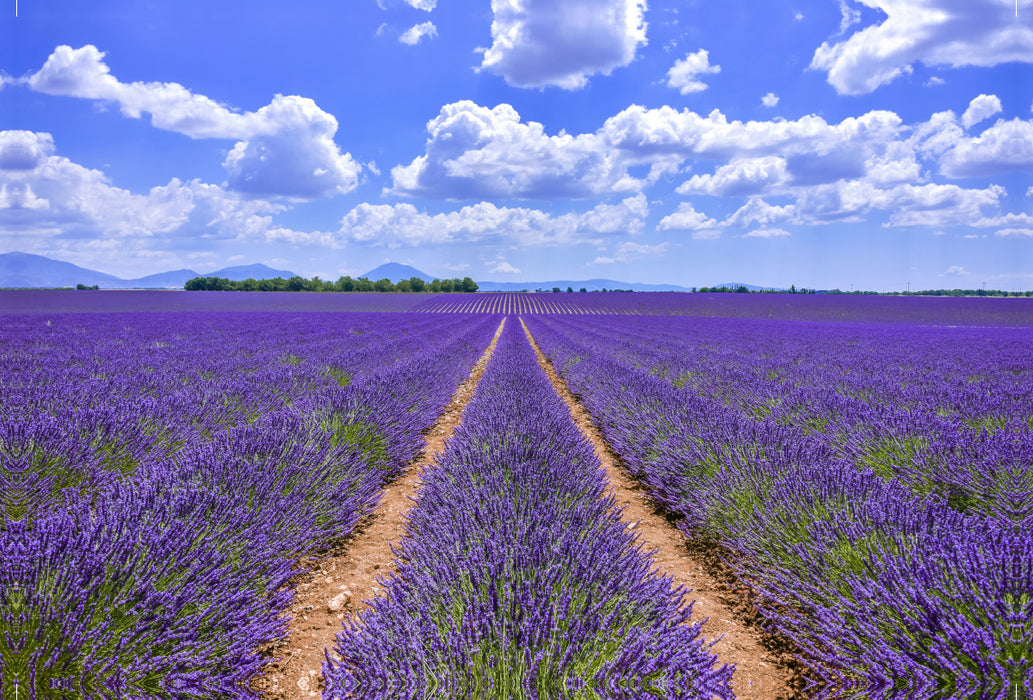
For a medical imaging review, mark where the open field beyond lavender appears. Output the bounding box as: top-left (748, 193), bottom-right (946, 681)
top-left (1, 291), bottom-right (1030, 699)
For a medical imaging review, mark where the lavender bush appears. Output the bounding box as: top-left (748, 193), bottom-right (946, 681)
top-left (324, 321), bottom-right (733, 699)
top-left (1, 309), bottom-right (500, 697)
top-left (526, 313), bottom-right (1032, 699)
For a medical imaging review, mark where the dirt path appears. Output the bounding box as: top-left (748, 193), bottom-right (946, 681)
top-left (252, 318), bottom-right (506, 699)
top-left (520, 318), bottom-right (798, 700)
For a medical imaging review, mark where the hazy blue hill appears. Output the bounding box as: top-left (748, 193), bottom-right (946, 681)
top-left (0, 252), bottom-right (124, 288)
top-left (130, 269), bottom-right (198, 288)
top-left (204, 263), bottom-right (297, 280)
top-left (0, 253), bottom-right (300, 288)
top-left (361, 262), bottom-right (434, 283)
top-left (712, 282), bottom-right (783, 291)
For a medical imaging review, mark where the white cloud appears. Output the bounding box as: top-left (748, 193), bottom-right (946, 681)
top-left (480, 0), bottom-right (648, 89)
top-left (340, 197), bottom-right (647, 248)
top-left (385, 99), bottom-right (1029, 230)
top-left (601, 105), bottom-right (907, 167)
top-left (744, 227), bottom-right (791, 238)
top-left (400, 21), bottom-right (438, 45)
top-left (761, 92), bottom-right (780, 108)
top-left (656, 202), bottom-right (720, 237)
top-left (794, 180), bottom-right (1004, 227)
top-left (27, 45), bottom-right (361, 199)
top-left (576, 194), bottom-right (648, 234)
top-left (0, 130), bottom-right (54, 170)
top-left (442, 262), bottom-right (470, 271)
top-left (404, 0), bottom-right (437, 10)
top-left (666, 49), bottom-right (720, 95)
top-left (972, 212), bottom-right (1033, 228)
top-left (677, 156), bottom-right (790, 196)
top-left (221, 96), bottom-right (362, 198)
top-left (489, 259), bottom-right (520, 274)
top-left (941, 265), bottom-right (969, 275)
top-left (940, 119), bottom-right (1033, 177)
top-left (811, 0), bottom-right (1033, 94)
top-left (837, 0), bottom-right (862, 34)
top-left (0, 183), bottom-right (50, 210)
top-left (390, 101), bottom-right (637, 198)
top-left (925, 76), bottom-right (946, 86)
top-left (393, 101), bottom-right (923, 201)
top-left (961, 94), bottom-right (1003, 129)
top-left (995, 228), bottom-right (1033, 238)
top-left (723, 198), bottom-right (798, 228)
top-left (0, 130), bottom-right (330, 260)
top-left (589, 240), bottom-right (668, 264)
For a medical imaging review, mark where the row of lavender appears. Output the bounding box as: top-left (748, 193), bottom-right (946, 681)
top-left (324, 320), bottom-right (734, 699)
top-left (411, 292), bottom-right (1033, 327)
top-left (1, 310), bottom-right (500, 698)
top-left (524, 315), bottom-right (1031, 699)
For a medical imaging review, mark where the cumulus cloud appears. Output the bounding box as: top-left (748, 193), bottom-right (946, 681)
top-left (940, 118), bottom-right (1033, 177)
top-left (656, 202), bottom-right (720, 237)
top-left (837, 0), bottom-right (862, 34)
top-left (221, 96), bottom-right (362, 198)
top-left (385, 99), bottom-right (1028, 230)
top-left (744, 227), bottom-right (791, 238)
top-left (404, 0), bottom-right (436, 9)
top-left (392, 101), bottom-right (923, 200)
top-left (677, 156), bottom-right (790, 196)
top-left (961, 94), bottom-right (1003, 129)
top-left (576, 194), bottom-right (648, 234)
top-left (601, 105), bottom-right (907, 166)
top-left (489, 259), bottom-right (521, 274)
top-left (995, 228), bottom-right (1033, 238)
top-left (723, 198), bottom-right (798, 228)
top-left (0, 130), bottom-right (329, 256)
top-left (340, 196), bottom-right (647, 248)
top-left (794, 181), bottom-right (1004, 227)
top-left (400, 21), bottom-right (438, 45)
top-left (761, 92), bottom-right (780, 107)
top-left (27, 45), bottom-right (361, 198)
top-left (480, 0), bottom-right (648, 89)
top-left (811, 0), bottom-right (1033, 94)
top-left (666, 50), bottom-right (720, 95)
top-left (0, 130), bottom-right (54, 170)
top-left (390, 101), bottom-right (637, 198)
top-left (941, 265), bottom-right (969, 275)
top-left (589, 240), bottom-right (668, 264)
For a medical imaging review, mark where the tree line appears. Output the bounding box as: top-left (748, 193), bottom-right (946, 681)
top-left (185, 275), bottom-right (479, 293)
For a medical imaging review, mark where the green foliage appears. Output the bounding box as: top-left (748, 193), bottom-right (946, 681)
top-left (185, 274), bottom-right (478, 293)
top-left (857, 435), bottom-right (928, 481)
top-left (321, 417), bottom-right (387, 471)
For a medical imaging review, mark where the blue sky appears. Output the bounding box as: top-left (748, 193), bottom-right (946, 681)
top-left (1, 0), bottom-right (1031, 290)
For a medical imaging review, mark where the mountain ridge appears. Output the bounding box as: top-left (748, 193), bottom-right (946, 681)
top-left (0, 253), bottom-right (766, 292)
top-left (0, 253), bottom-right (296, 289)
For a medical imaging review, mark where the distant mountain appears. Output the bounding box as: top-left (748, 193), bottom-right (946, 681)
top-left (206, 263), bottom-right (296, 280)
top-left (0, 252), bottom-right (297, 289)
top-left (711, 282), bottom-right (783, 291)
top-left (130, 269), bottom-right (199, 288)
top-left (477, 278), bottom-right (694, 292)
top-left (0, 252), bottom-right (124, 288)
top-left (360, 262), bottom-right (435, 283)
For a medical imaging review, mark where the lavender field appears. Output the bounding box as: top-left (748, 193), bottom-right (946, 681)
top-left (1, 291), bottom-right (1030, 699)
